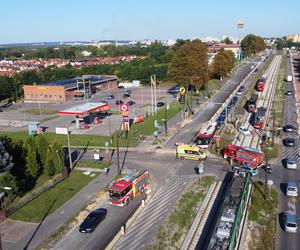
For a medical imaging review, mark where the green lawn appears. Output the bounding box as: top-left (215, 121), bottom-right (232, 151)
top-left (75, 160), bottom-right (111, 169)
top-left (10, 171), bottom-right (98, 222)
top-left (248, 181), bottom-right (278, 250)
top-left (25, 108), bottom-right (58, 115)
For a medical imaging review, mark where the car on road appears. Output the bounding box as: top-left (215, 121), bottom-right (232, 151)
top-left (283, 212), bottom-right (298, 233)
top-left (286, 181), bottom-right (298, 197)
top-left (236, 86), bottom-right (245, 95)
top-left (125, 90), bottom-right (132, 95)
top-left (127, 100), bottom-right (135, 106)
top-left (255, 68), bottom-right (259, 72)
top-left (176, 144), bottom-right (207, 161)
top-left (115, 100), bottom-right (124, 105)
top-left (117, 85), bottom-right (125, 89)
top-left (284, 124), bottom-right (296, 132)
top-left (157, 102), bottom-right (165, 107)
top-left (286, 157), bottom-right (297, 169)
top-left (232, 163), bottom-right (258, 176)
top-left (284, 138), bottom-right (295, 147)
top-left (100, 99), bottom-right (108, 104)
top-left (107, 94), bottom-right (115, 100)
top-left (285, 90), bottom-right (293, 96)
top-left (123, 93), bottom-right (130, 98)
top-left (79, 208), bottom-right (107, 233)
top-left (239, 127), bottom-right (251, 135)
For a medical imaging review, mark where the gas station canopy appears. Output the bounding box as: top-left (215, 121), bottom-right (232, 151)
top-left (58, 102), bottom-right (109, 116)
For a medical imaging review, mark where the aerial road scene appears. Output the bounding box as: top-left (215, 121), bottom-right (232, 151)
top-left (0, 0), bottom-right (300, 249)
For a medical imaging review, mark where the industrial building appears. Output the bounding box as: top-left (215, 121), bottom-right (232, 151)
top-left (23, 75), bottom-right (117, 103)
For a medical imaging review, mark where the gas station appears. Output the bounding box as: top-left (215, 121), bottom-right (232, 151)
top-left (58, 102), bottom-right (109, 129)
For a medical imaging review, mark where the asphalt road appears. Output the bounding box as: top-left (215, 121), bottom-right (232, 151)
top-left (51, 53), bottom-right (270, 250)
top-left (276, 53), bottom-right (300, 250)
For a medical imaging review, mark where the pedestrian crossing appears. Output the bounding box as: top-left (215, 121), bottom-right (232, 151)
top-left (114, 175), bottom-right (196, 250)
top-left (280, 130), bottom-right (300, 164)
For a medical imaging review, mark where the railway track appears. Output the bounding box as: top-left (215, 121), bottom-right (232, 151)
top-left (235, 55), bottom-right (281, 149)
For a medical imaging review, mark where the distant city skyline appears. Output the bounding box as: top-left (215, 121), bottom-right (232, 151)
top-left (1, 0), bottom-right (299, 44)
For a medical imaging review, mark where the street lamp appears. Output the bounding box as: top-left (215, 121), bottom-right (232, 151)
top-left (237, 19), bottom-right (244, 62)
top-left (0, 186), bottom-right (12, 212)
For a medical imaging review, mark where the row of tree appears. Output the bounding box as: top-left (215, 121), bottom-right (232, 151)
top-left (0, 135), bottom-right (64, 198)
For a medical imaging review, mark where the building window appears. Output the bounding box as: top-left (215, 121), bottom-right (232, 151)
top-left (49, 95), bottom-right (52, 98)
top-left (59, 95), bottom-right (62, 99)
top-left (45, 95), bottom-right (48, 98)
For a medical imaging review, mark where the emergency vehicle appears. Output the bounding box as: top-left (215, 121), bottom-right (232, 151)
top-left (194, 122), bottom-right (218, 149)
top-left (223, 144), bottom-right (264, 167)
top-left (253, 107), bottom-right (267, 129)
top-left (256, 77), bottom-right (266, 92)
top-left (176, 144), bottom-right (207, 161)
top-left (108, 170), bottom-right (150, 206)
top-left (247, 94), bottom-right (258, 112)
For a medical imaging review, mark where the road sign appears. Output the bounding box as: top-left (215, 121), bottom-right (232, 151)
top-left (180, 87), bottom-right (186, 94)
top-left (120, 104), bottom-right (128, 112)
top-left (55, 127), bottom-right (68, 135)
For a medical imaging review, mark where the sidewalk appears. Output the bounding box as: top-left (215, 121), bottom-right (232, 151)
top-left (3, 164), bottom-right (119, 250)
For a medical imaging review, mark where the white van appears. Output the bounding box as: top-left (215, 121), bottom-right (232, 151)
top-left (287, 182), bottom-right (298, 197)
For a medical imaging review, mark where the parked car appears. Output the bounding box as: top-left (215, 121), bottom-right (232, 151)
top-left (123, 93), bottom-right (130, 98)
top-left (157, 102), bottom-right (165, 107)
top-left (117, 85), bottom-right (125, 89)
top-left (115, 100), bottom-right (124, 105)
top-left (283, 212), bottom-right (298, 233)
top-left (239, 127), bottom-right (251, 135)
top-left (284, 124), bottom-right (296, 132)
top-left (286, 181), bottom-right (298, 197)
top-left (236, 86), bottom-right (245, 95)
top-left (125, 90), bottom-right (132, 95)
top-left (100, 99), bottom-right (108, 104)
top-left (285, 91), bottom-right (293, 96)
top-left (127, 100), bottom-right (135, 106)
top-left (284, 138), bottom-right (295, 147)
top-left (286, 157), bottom-right (297, 169)
top-left (79, 208), bottom-right (107, 233)
top-left (255, 68), bottom-right (259, 72)
top-left (107, 94), bottom-right (115, 100)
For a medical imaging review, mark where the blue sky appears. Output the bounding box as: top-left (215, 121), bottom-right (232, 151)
top-left (1, 0), bottom-right (299, 43)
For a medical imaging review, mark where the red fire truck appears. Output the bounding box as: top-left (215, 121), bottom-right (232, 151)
top-left (256, 77), bottom-right (266, 92)
top-left (253, 107), bottom-right (267, 129)
top-left (223, 144), bottom-right (264, 167)
top-left (108, 170), bottom-right (150, 206)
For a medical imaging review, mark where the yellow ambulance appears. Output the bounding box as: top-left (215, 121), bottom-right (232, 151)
top-left (176, 144), bottom-right (207, 161)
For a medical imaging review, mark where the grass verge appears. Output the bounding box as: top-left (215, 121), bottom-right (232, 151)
top-left (248, 181), bottom-right (279, 250)
top-left (148, 176), bottom-right (214, 249)
top-left (25, 108), bottom-right (58, 115)
top-left (9, 171), bottom-right (98, 222)
top-left (74, 160), bottom-right (111, 169)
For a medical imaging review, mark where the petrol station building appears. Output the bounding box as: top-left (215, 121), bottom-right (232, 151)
top-left (23, 75), bottom-right (117, 103)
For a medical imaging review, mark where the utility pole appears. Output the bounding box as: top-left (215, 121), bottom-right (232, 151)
top-left (116, 130), bottom-right (120, 175)
top-left (108, 116), bottom-right (112, 144)
top-left (153, 74), bottom-right (157, 115)
top-left (150, 75), bottom-right (154, 115)
top-left (66, 131), bottom-right (73, 169)
top-left (164, 101), bottom-right (168, 135)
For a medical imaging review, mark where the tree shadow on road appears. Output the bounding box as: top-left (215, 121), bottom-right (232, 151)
top-left (23, 195), bottom-right (58, 250)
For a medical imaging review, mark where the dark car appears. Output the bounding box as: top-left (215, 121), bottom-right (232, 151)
top-left (123, 93), bottom-right (130, 98)
top-left (127, 100), bottom-right (135, 106)
top-left (107, 94), bottom-right (115, 100)
top-left (255, 68), bottom-right (259, 72)
top-left (125, 90), bottom-right (132, 95)
top-left (157, 102), bottom-right (165, 107)
top-left (262, 164), bottom-right (272, 174)
top-left (284, 138), bottom-right (295, 147)
top-left (168, 86), bottom-right (181, 94)
top-left (115, 100), bottom-right (124, 105)
top-left (285, 91), bottom-right (293, 96)
top-left (117, 85), bottom-right (125, 89)
top-left (79, 208), bottom-right (107, 233)
top-left (284, 124), bottom-right (296, 132)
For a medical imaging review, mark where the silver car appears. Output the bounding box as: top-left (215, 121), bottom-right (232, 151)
top-left (284, 212), bottom-right (298, 233)
top-left (286, 157), bottom-right (297, 169)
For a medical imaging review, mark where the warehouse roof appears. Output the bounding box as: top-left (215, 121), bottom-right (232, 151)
top-left (40, 75), bottom-right (117, 90)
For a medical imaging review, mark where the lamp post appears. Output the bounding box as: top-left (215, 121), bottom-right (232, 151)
top-left (237, 19), bottom-right (244, 62)
top-left (0, 186), bottom-right (12, 211)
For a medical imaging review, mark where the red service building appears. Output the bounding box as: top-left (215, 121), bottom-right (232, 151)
top-left (23, 75), bottom-right (117, 103)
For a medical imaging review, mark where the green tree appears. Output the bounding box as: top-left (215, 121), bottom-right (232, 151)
top-left (168, 40), bottom-right (209, 90)
top-left (221, 37), bottom-right (233, 44)
top-left (0, 137), bottom-right (14, 172)
top-left (44, 149), bottom-right (56, 176)
top-left (35, 135), bottom-right (49, 167)
top-left (241, 34), bottom-right (266, 57)
top-left (51, 142), bottom-right (64, 174)
top-left (25, 138), bottom-right (41, 178)
top-left (0, 172), bottom-right (18, 197)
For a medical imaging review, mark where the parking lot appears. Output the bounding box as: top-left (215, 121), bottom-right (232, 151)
top-left (0, 86), bottom-right (175, 136)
